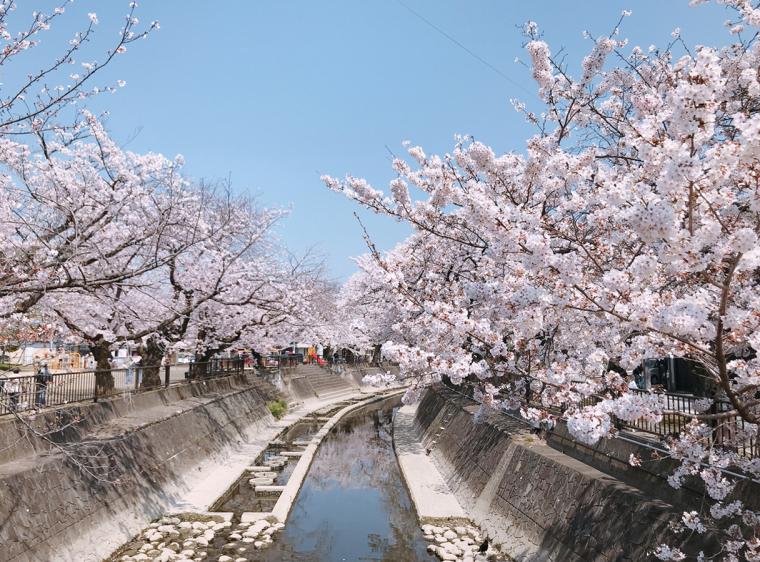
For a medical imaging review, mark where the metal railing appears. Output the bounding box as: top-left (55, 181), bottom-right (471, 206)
top-left (620, 389), bottom-right (759, 458)
top-left (444, 378), bottom-right (760, 458)
top-left (0, 358), bottom-right (244, 417)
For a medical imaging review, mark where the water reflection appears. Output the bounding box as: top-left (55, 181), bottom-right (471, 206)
top-left (259, 400), bottom-right (435, 561)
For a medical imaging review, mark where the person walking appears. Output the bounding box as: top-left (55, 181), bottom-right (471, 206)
top-left (35, 362), bottom-right (52, 407)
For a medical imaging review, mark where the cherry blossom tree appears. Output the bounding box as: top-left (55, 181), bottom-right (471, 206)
top-left (324, 2), bottom-right (760, 559)
top-left (0, 1), bottom-right (157, 137)
top-left (332, 255), bottom-right (405, 363)
top-left (0, 1), bottom-right (159, 320)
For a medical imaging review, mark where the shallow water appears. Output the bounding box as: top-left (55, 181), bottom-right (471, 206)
top-left (257, 401), bottom-right (436, 561)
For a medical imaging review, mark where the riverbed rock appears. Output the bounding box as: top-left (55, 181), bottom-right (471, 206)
top-left (251, 520), bottom-right (270, 534)
top-left (228, 533), bottom-right (242, 540)
top-left (157, 548), bottom-right (175, 562)
top-left (254, 541), bottom-right (264, 549)
top-left (443, 529), bottom-right (457, 540)
top-left (218, 556), bottom-right (232, 562)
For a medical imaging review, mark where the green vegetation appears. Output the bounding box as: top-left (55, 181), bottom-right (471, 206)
top-left (267, 399), bottom-right (288, 420)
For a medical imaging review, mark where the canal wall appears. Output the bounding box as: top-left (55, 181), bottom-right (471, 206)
top-left (412, 386), bottom-right (714, 562)
top-left (0, 375), bottom-right (276, 562)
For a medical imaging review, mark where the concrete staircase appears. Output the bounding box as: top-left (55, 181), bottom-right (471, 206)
top-left (289, 364), bottom-right (356, 400)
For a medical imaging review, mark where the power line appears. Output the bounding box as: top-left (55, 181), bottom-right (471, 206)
top-left (394, 0), bottom-right (532, 96)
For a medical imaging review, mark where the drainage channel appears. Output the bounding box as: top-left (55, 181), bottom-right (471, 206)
top-left (250, 395), bottom-right (437, 561)
top-left (108, 395), bottom-right (380, 561)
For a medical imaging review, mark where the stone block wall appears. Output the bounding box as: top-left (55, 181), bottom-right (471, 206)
top-left (0, 376), bottom-right (273, 562)
top-left (413, 387), bottom-right (716, 561)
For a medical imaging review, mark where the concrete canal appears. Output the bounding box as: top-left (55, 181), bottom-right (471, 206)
top-left (254, 398), bottom-right (434, 561)
top-left (110, 394), bottom-right (481, 562)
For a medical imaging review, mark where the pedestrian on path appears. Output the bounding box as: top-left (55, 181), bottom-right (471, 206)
top-left (35, 362), bottom-right (52, 407)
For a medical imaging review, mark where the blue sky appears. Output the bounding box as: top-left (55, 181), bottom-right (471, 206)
top-left (22, 1), bottom-right (732, 280)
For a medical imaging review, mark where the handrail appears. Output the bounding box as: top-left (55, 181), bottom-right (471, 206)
top-left (0, 358), bottom-right (245, 416)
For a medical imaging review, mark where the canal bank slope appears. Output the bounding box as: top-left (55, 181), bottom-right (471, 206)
top-left (396, 386), bottom-right (711, 562)
top-left (0, 373), bottom-right (368, 562)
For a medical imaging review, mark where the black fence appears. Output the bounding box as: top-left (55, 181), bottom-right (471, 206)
top-left (444, 378), bottom-right (760, 459)
top-left (622, 389), bottom-right (759, 458)
top-left (274, 354), bottom-right (303, 369)
top-left (0, 358), bottom-right (244, 417)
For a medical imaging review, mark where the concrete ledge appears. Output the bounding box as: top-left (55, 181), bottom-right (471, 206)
top-left (393, 403), bottom-right (468, 524)
top-left (240, 512), bottom-right (274, 523)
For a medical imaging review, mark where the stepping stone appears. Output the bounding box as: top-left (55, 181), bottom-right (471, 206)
top-left (267, 455), bottom-right (287, 462)
top-left (249, 477), bottom-right (275, 486)
top-left (248, 471), bottom-right (277, 479)
top-left (255, 485), bottom-right (285, 494)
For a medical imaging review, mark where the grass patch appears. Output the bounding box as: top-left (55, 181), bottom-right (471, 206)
top-left (267, 399), bottom-right (287, 420)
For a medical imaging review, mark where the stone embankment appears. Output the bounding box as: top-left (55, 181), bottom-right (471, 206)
top-left (397, 386), bottom-right (716, 562)
top-left (0, 374), bottom-right (280, 562)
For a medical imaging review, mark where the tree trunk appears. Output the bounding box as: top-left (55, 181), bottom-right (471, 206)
top-left (139, 336), bottom-right (165, 389)
top-left (90, 339), bottom-right (114, 398)
top-left (372, 344), bottom-right (382, 366)
top-left (191, 350), bottom-right (210, 379)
